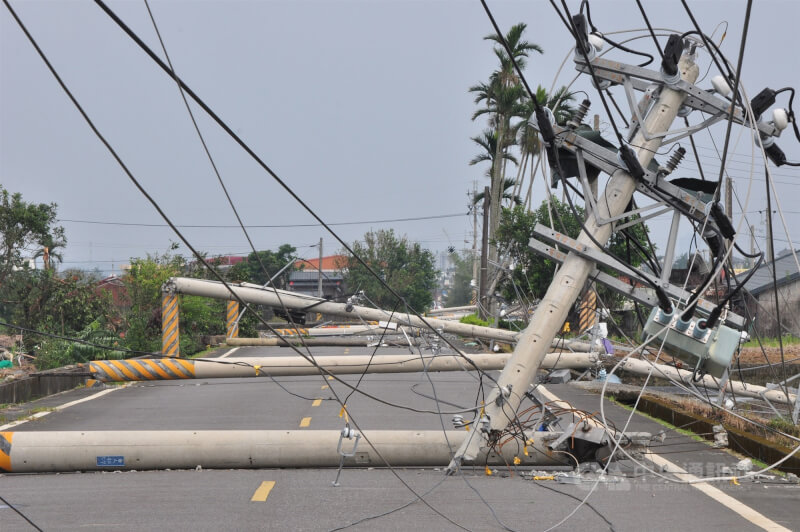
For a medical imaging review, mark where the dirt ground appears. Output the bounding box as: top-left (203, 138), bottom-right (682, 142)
top-left (737, 344), bottom-right (800, 365)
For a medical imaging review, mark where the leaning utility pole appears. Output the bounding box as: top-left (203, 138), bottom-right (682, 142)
top-left (479, 186), bottom-right (490, 320)
top-left (317, 237), bottom-right (323, 298)
top-left (472, 182), bottom-right (479, 305)
top-left (450, 49), bottom-right (699, 467)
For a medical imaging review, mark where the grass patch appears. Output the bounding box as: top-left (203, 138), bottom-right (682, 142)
top-left (607, 395), bottom-right (706, 443)
top-left (743, 334), bottom-right (800, 348)
top-left (28, 406), bottom-right (55, 414)
top-left (189, 345), bottom-right (221, 359)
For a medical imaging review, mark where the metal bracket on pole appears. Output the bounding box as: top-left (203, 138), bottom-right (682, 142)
top-left (573, 56), bottom-right (781, 142)
top-left (528, 238), bottom-right (658, 307)
top-left (554, 126), bottom-right (709, 225)
top-left (529, 224), bottom-right (745, 328)
top-left (659, 210), bottom-right (682, 289)
top-left (332, 425), bottom-right (361, 487)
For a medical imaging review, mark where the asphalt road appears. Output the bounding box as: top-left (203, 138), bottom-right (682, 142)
top-left (1, 344), bottom-right (798, 531)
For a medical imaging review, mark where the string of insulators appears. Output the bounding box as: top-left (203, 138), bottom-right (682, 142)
top-left (567, 99), bottom-right (591, 129)
top-left (663, 146), bottom-right (686, 174)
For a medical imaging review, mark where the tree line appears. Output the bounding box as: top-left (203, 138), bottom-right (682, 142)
top-left (0, 186), bottom-right (438, 369)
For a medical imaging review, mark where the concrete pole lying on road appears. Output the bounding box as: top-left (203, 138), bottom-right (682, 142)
top-left (226, 336), bottom-right (416, 348)
top-left (0, 429), bottom-right (648, 473)
top-left (261, 324), bottom-right (396, 337)
top-left (450, 53), bottom-right (700, 467)
top-left (227, 336), bottom-right (602, 353)
top-left (618, 357), bottom-right (797, 406)
top-left (165, 277), bottom-right (520, 343)
top-left (427, 305), bottom-right (476, 316)
top-left (88, 352), bottom-right (599, 382)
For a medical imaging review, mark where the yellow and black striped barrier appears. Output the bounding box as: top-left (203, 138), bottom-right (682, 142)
top-left (271, 328), bottom-right (309, 336)
top-left (578, 288), bottom-right (597, 333)
top-left (226, 300), bottom-right (239, 338)
top-left (0, 432), bottom-right (11, 472)
top-left (89, 359), bottom-right (196, 382)
top-left (162, 292), bottom-right (180, 357)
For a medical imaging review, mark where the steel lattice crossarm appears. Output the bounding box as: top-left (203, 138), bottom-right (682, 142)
top-left (572, 55), bottom-right (785, 145)
top-left (528, 224), bottom-right (746, 328)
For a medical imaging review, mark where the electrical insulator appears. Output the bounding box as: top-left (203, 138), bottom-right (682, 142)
top-left (567, 99), bottom-right (591, 129)
top-left (663, 147), bottom-right (686, 175)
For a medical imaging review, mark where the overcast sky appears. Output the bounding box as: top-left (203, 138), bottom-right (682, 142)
top-left (2, 0), bottom-right (799, 276)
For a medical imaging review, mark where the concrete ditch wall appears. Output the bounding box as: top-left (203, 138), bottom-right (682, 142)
top-left (0, 367), bottom-right (86, 405)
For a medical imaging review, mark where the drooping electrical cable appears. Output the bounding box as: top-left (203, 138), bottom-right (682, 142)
top-left (58, 212), bottom-right (468, 228)
top-left (0, 8), bottom-right (486, 528)
top-left (92, 0), bottom-right (499, 387)
top-left (0, 494), bottom-right (43, 532)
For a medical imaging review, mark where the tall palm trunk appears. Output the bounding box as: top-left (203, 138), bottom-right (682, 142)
top-left (489, 116), bottom-right (507, 266)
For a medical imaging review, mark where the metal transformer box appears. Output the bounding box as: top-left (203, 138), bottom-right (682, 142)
top-left (643, 306), bottom-right (739, 378)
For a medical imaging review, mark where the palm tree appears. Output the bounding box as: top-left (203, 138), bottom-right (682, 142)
top-left (472, 177), bottom-right (522, 207)
top-left (469, 23), bottom-right (543, 264)
top-left (512, 85), bottom-right (576, 208)
top-left (34, 235), bottom-right (65, 271)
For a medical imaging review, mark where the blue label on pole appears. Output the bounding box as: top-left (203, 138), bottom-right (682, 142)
top-left (96, 455), bottom-right (125, 467)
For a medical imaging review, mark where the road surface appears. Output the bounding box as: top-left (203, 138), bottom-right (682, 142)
top-left (1, 345), bottom-right (797, 531)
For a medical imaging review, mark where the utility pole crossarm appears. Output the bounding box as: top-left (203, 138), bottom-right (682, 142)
top-left (449, 53), bottom-right (700, 468)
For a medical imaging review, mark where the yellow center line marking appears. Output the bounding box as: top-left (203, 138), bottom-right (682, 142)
top-left (344, 348), bottom-right (350, 354)
top-left (327, 376), bottom-right (334, 380)
top-left (299, 417), bottom-right (312, 427)
top-left (312, 399), bottom-right (322, 407)
top-left (321, 385), bottom-right (328, 390)
top-left (250, 481), bottom-right (276, 502)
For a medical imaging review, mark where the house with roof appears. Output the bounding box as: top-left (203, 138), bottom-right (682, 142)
top-left (737, 249), bottom-right (800, 337)
top-left (287, 255), bottom-right (347, 299)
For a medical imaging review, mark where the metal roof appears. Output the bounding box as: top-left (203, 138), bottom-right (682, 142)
top-left (738, 249), bottom-right (800, 296)
top-left (288, 271), bottom-right (343, 281)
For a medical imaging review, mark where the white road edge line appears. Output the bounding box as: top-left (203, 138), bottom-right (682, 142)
top-left (539, 385), bottom-right (791, 532)
top-left (646, 453), bottom-right (790, 532)
top-left (220, 347), bottom-right (239, 359)
top-left (0, 386), bottom-right (125, 431)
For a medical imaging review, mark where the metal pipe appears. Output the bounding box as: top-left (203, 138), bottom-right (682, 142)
top-left (660, 210), bottom-right (681, 287)
top-left (88, 352), bottom-right (600, 382)
top-left (166, 277), bottom-right (519, 343)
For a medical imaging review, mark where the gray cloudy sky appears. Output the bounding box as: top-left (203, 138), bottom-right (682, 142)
top-left (2, 0), bottom-right (799, 275)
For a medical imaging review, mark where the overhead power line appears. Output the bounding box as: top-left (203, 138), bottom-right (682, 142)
top-left (57, 212), bottom-right (468, 228)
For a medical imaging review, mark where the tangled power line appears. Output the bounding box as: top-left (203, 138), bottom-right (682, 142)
top-left (3, 0), bottom-right (800, 530)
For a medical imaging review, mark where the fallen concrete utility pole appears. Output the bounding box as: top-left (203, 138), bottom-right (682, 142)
top-left (427, 305), bottom-right (476, 316)
top-left (0, 429), bottom-right (649, 473)
top-left (227, 336), bottom-right (601, 353)
top-left (226, 336), bottom-right (415, 348)
top-left (166, 277), bottom-right (519, 343)
top-left (450, 52), bottom-right (699, 467)
top-left (262, 324), bottom-right (398, 337)
top-left (88, 352), bottom-right (599, 382)
top-left (618, 357), bottom-right (797, 406)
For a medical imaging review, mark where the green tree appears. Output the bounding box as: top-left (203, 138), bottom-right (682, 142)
top-left (121, 251), bottom-right (258, 356)
top-left (0, 268), bottom-right (115, 365)
top-left (445, 251), bottom-right (474, 307)
top-left (494, 199), bottom-right (652, 303)
top-left (0, 186), bottom-right (65, 284)
top-left (226, 244), bottom-right (296, 286)
top-left (341, 229), bottom-right (437, 312)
